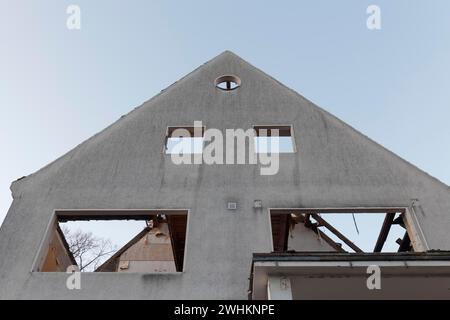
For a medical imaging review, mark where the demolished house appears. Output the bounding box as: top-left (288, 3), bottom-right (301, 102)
top-left (96, 214), bottom-right (186, 273)
top-left (0, 51), bottom-right (450, 299)
top-left (37, 212), bottom-right (187, 274)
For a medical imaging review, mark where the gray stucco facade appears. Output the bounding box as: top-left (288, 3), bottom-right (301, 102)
top-left (0, 51), bottom-right (449, 299)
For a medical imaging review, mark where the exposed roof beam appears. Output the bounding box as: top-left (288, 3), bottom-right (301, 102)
top-left (292, 214), bottom-right (346, 253)
top-left (316, 229), bottom-right (346, 253)
top-left (374, 212), bottom-right (396, 252)
top-left (310, 213), bottom-right (363, 253)
top-left (398, 232), bottom-right (412, 252)
top-left (271, 207), bottom-right (406, 215)
top-left (392, 214), bottom-right (405, 228)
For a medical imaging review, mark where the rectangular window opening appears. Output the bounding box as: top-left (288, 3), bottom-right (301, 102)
top-left (253, 125), bottom-right (295, 153)
top-left (165, 126), bottom-right (204, 154)
top-left (270, 208), bottom-right (418, 254)
top-left (35, 210), bottom-right (188, 273)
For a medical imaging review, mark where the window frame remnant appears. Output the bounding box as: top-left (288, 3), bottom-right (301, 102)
top-left (40, 224), bottom-right (77, 272)
top-left (164, 125), bottom-right (205, 155)
top-left (32, 209), bottom-right (189, 273)
top-left (253, 125), bottom-right (296, 154)
top-left (269, 207), bottom-right (428, 253)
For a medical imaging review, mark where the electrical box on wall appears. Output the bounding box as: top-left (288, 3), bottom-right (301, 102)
top-left (227, 202), bottom-right (237, 210)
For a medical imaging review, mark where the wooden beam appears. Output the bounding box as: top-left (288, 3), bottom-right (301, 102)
top-left (294, 214), bottom-right (346, 253)
top-left (283, 215), bottom-right (290, 252)
top-left (392, 214), bottom-right (405, 228)
top-left (270, 207), bottom-right (405, 215)
top-left (373, 212), bottom-right (396, 252)
top-left (311, 214), bottom-right (363, 253)
top-left (271, 214), bottom-right (290, 252)
top-left (167, 215), bottom-right (187, 272)
top-left (316, 229), bottom-right (346, 253)
top-left (398, 232), bottom-right (412, 252)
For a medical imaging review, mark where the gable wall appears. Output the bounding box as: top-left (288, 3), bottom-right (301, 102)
top-left (0, 52), bottom-right (449, 299)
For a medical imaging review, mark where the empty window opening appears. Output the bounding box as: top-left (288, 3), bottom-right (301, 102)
top-left (254, 125), bottom-right (295, 153)
top-left (165, 126), bottom-right (204, 154)
top-left (215, 75), bottom-right (241, 91)
top-left (36, 210), bottom-right (188, 273)
top-left (270, 208), bottom-right (416, 253)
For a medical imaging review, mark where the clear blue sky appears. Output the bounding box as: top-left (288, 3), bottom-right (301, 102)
top-left (1, 0), bottom-right (450, 229)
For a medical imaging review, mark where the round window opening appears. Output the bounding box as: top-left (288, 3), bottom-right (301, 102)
top-left (215, 75), bottom-right (241, 91)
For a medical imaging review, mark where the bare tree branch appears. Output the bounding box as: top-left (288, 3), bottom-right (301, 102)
top-left (61, 226), bottom-right (117, 272)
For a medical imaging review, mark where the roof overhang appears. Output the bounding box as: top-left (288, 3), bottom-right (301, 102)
top-left (250, 252), bottom-right (450, 300)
